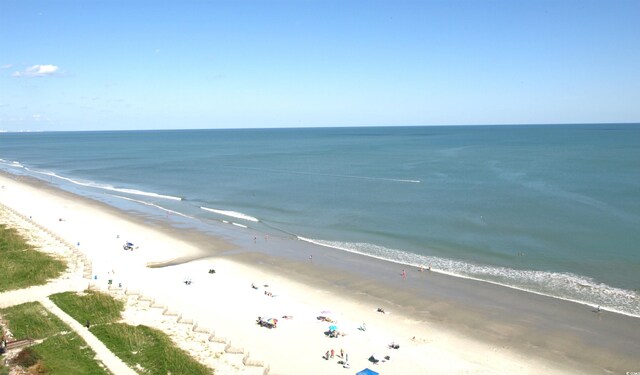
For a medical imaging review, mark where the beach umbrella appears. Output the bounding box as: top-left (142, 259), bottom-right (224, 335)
top-left (329, 324), bottom-right (338, 332)
top-left (356, 369), bottom-right (379, 375)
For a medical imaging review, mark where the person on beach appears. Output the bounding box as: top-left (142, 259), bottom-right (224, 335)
top-left (330, 349), bottom-right (334, 358)
top-left (401, 269), bottom-right (407, 279)
top-left (325, 350), bottom-right (330, 360)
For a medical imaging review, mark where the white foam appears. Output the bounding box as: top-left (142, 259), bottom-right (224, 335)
top-left (0, 160), bottom-right (25, 169)
top-left (111, 195), bottom-right (193, 219)
top-left (232, 222), bottom-right (248, 228)
top-left (297, 237), bottom-right (640, 318)
top-left (26, 168), bottom-right (182, 201)
top-left (200, 206), bottom-right (259, 222)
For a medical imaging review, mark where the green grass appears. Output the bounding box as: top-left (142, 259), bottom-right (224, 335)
top-left (0, 302), bottom-right (110, 375)
top-left (0, 224), bottom-right (67, 292)
top-left (51, 291), bottom-right (213, 375)
top-left (0, 302), bottom-right (68, 339)
top-left (92, 324), bottom-right (211, 375)
top-left (49, 291), bottom-right (124, 326)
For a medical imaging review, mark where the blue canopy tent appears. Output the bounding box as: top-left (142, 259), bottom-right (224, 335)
top-left (356, 369), bottom-right (379, 375)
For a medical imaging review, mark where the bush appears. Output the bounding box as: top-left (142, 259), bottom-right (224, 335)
top-left (13, 347), bottom-right (41, 368)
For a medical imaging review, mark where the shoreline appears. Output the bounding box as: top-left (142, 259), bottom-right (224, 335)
top-left (2, 170), bottom-right (639, 374)
top-left (298, 236), bottom-right (640, 320)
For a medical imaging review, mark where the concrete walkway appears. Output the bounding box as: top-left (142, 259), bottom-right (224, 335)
top-left (0, 203), bottom-right (138, 374)
top-left (0, 278), bottom-right (85, 309)
top-left (40, 297), bottom-right (138, 375)
top-left (1, 286), bottom-right (138, 375)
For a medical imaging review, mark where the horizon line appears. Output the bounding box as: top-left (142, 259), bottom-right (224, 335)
top-left (2, 122), bottom-right (639, 133)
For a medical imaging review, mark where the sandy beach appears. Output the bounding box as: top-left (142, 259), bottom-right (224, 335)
top-left (1, 171), bottom-right (639, 375)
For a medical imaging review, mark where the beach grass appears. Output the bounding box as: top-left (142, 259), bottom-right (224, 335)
top-left (51, 291), bottom-right (213, 375)
top-left (49, 290), bottom-right (124, 325)
top-left (92, 323), bottom-right (212, 375)
top-left (0, 302), bottom-right (109, 374)
top-left (0, 223), bottom-right (66, 292)
top-left (0, 302), bottom-right (67, 339)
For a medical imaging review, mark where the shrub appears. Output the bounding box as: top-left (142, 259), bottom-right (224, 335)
top-left (13, 347), bottom-right (41, 368)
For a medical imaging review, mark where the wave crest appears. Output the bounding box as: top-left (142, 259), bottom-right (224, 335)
top-left (200, 206), bottom-right (259, 222)
top-left (112, 195), bottom-right (193, 218)
top-left (298, 237), bottom-right (639, 318)
top-left (26, 168), bottom-right (182, 201)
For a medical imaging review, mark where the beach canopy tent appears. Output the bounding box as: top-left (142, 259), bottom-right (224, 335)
top-left (356, 369), bottom-right (379, 375)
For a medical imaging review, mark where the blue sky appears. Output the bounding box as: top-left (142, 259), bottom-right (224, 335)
top-left (1, 0), bottom-right (639, 131)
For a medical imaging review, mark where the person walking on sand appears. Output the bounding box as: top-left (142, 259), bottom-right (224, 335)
top-left (330, 349), bottom-right (335, 358)
top-left (325, 350), bottom-right (330, 360)
top-left (402, 269), bottom-right (407, 279)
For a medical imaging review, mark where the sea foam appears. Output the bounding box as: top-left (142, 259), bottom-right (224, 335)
top-left (200, 206), bottom-right (259, 222)
top-left (298, 237), bottom-right (640, 318)
top-left (26, 168), bottom-right (182, 201)
top-left (112, 195), bottom-right (193, 218)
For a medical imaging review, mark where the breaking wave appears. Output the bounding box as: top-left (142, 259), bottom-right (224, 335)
top-left (298, 237), bottom-right (640, 318)
top-left (25, 168), bottom-right (182, 201)
top-left (111, 195), bottom-right (193, 218)
top-left (200, 206), bottom-right (259, 222)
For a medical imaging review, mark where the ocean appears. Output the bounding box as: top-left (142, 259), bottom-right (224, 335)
top-left (1, 124), bottom-right (639, 317)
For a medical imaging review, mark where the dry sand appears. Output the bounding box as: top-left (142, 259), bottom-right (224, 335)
top-left (1, 172), bottom-right (637, 374)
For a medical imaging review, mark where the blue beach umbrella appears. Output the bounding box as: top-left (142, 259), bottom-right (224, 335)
top-left (356, 369), bottom-right (379, 375)
top-left (329, 324), bottom-right (338, 331)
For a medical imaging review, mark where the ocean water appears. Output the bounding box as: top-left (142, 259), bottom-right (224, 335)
top-left (1, 124), bottom-right (639, 317)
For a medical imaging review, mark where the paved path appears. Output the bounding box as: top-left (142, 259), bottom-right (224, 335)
top-left (40, 297), bottom-right (138, 375)
top-left (0, 203), bottom-right (138, 374)
top-left (0, 278), bottom-right (85, 309)
top-left (1, 286), bottom-right (139, 375)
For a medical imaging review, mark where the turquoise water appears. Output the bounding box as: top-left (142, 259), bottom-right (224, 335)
top-left (1, 124), bottom-right (639, 316)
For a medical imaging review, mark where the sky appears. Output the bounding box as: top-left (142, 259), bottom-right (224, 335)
top-left (1, 0), bottom-right (639, 131)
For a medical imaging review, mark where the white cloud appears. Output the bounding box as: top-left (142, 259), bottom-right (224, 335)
top-left (0, 64), bottom-right (12, 69)
top-left (12, 64), bottom-right (59, 77)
